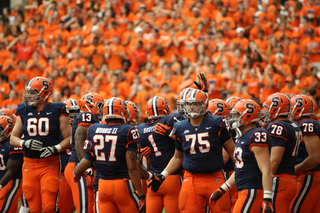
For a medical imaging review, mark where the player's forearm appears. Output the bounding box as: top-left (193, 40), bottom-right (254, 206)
top-left (0, 160), bottom-right (20, 187)
top-left (270, 160), bottom-right (280, 175)
top-left (74, 158), bottom-right (92, 176)
top-left (261, 171), bottom-right (273, 192)
top-left (163, 155), bottom-right (183, 176)
top-left (58, 136), bottom-right (71, 152)
top-left (10, 135), bottom-right (23, 147)
top-left (295, 156), bottom-right (320, 173)
top-left (138, 161), bottom-right (150, 180)
top-left (129, 168), bottom-right (144, 195)
top-left (225, 171), bottom-right (236, 188)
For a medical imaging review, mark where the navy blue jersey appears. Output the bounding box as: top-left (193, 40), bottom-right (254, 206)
top-left (173, 115), bottom-right (231, 174)
top-left (296, 119), bottom-right (320, 172)
top-left (0, 138), bottom-right (23, 180)
top-left (234, 128), bottom-right (271, 191)
top-left (16, 102), bottom-right (68, 159)
top-left (137, 113), bottom-right (181, 174)
top-left (84, 123), bottom-right (139, 180)
top-left (68, 112), bottom-right (99, 163)
top-left (267, 120), bottom-right (301, 175)
top-left (224, 120), bottom-right (236, 172)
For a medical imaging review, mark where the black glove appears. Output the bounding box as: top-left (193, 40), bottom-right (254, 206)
top-left (137, 194), bottom-right (146, 213)
top-left (22, 139), bottom-right (43, 150)
top-left (209, 187), bottom-right (226, 204)
top-left (147, 173), bottom-right (165, 192)
top-left (154, 120), bottom-right (172, 137)
top-left (39, 145), bottom-right (58, 158)
top-left (260, 198), bottom-right (273, 213)
top-left (194, 73), bottom-right (208, 93)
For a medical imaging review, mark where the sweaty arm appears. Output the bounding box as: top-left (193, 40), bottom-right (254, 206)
top-left (0, 159), bottom-right (21, 187)
top-left (58, 115), bottom-right (71, 151)
top-left (252, 146), bottom-right (273, 192)
top-left (126, 150), bottom-right (144, 196)
top-left (295, 135), bottom-right (320, 173)
top-left (75, 126), bottom-right (89, 161)
top-left (10, 116), bottom-right (24, 147)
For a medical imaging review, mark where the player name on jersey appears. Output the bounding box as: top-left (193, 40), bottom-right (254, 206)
top-left (95, 127), bottom-right (118, 134)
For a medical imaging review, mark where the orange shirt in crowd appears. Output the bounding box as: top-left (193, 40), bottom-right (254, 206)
top-left (9, 69), bottom-right (32, 93)
top-left (280, 85), bottom-right (301, 98)
top-left (301, 37), bottom-right (320, 63)
top-left (260, 73), bottom-right (282, 103)
top-left (1, 98), bottom-right (20, 112)
top-left (206, 74), bottom-right (224, 100)
top-left (289, 43), bottom-right (303, 67)
top-left (107, 44), bottom-right (126, 71)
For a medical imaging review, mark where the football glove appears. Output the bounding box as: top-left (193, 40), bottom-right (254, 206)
top-left (137, 194), bottom-right (146, 213)
top-left (154, 120), bottom-right (172, 137)
top-left (260, 198), bottom-right (273, 213)
top-left (39, 145), bottom-right (59, 158)
top-left (209, 187), bottom-right (226, 204)
top-left (148, 173), bottom-right (165, 192)
top-left (21, 139), bottom-right (43, 150)
top-left (85, 168), bottom-right (95, 189)
top-left (141, 147), bottom-right (151, 157)
top-left (194, 73), bottom-right (208, 93)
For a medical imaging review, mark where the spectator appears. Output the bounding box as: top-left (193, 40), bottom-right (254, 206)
top-left (128, 40), bottom-right (147, 73)
top-left (1, 90), bottom-right (20, 112)
top-left (9, 60), bottom-right (31, 94)
top-left (280, 76), bottom-right (301, 98)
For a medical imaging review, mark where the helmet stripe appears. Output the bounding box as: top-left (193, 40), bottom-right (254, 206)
top-left (109, 97), bottom-right (116, 115)
top-left (70, 99), bottom-right (76, 106)
top-left (189, 89), bottom-right (196, 99)
top-left (182, 88), bottom-right (191, 100)
top-left (152, 97), bottom-right (158, 117)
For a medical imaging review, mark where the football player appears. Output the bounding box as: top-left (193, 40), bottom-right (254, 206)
top-left (226, 96), bottom-right (242, 109)
top-left (0, 116), bottom-right (23, 213)
top-left (263, 93), bottom-right (301, 212)
top-left (74, 97), bottom-right (149, 212)
top-left (148, 89), bottom-right (235, 213)
top-left (137, 96), bottom-right (181, 213)
top-left (210, 99), bottom-right (273, 213)
top-left (10, 77), bottom-right (71, 213)
top-left (0, 108), bottom-right (16, 124)
top-left (58, 99), bottom-right (80, 213)
top-left (64, 93), bottom-right (104, 213)
top-left (290, 95), bottom-right (320, 213)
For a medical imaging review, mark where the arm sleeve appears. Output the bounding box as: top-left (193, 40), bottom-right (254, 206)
top-left (299, 121), bottom-right (319, 136)
top-left (175, 137), bottom-right (183, 152)
top-left (8, 145), bottom-right (23, 160)
top-left (249, 129), bottom-right (270, 152)
top-left (77, 112), bottom-right (98, 127)
top-left (126, 127), bottom-right (139, 151)
top-left (267, 123), bottom-right (288, 148)
top-left (219, 128), bottom-right (231, 145)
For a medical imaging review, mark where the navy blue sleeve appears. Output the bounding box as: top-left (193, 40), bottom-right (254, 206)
top-left (219, 128), bottom-right (231, 145)
top-left (84, 152), bottom-right (94, 162)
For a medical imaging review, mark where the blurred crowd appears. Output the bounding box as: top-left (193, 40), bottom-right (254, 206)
top-left (0, 0), bottom-right (320, 121)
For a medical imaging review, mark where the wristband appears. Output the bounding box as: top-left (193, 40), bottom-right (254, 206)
top-left (221, 182), bottom-right (231, 192)
top-left (55, 144), bottom-right (62, 152)
top-left (20, 140), bottom-right (25, 147)
top-left (160, 170), bottom-right (169, 178)
top-left (263, 190), bottom-right (272, 199)
top-left (147, 172), bottom-right (153, 180)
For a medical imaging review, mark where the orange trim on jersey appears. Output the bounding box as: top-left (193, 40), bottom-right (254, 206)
top-left (270, 134), bottom-right (287, 141)
top-left (78, 123), bottom-right (93, 127)
top-left (218, 128), bottom-right (222, 138)
top-left (176, 137), bottom-right (182, 143)
top-left (9, 151), bottom-right (24, 155)
top-left (249, 143), bottom-right (269, 153)
top-left (126, 139), bottom-right (139, 149)
top-left (59, 113), bottom-right (69, 122)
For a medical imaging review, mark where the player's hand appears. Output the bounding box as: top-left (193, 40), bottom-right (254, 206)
top-left (22, 139), bottom-right (43, 150)
top-left (260, 198), bottom-right (273, 213)
top-left (85, 168), bottom-right (95, 189)
top-left (137, 194), bottom-right (146, 213)
top-left (147, 173), bottom-right (165, 192)
top-left (194, 73), bottom-right (208, 93)
top-left (209, 187), bottom-right (226, 204)
top-left (39, 145), bottom-right (59, 158)
top-left (154, 120), bottom-right (172, 137)
top-left (141, 147), bottom-right (151, 157)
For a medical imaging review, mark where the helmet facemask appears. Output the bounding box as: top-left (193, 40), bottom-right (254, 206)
top-left (0, 124), bottom-right (10, 142)
top-left (184, 100), bottom-right (207, 118)
top-left (230, 110), bottom-right (245, 129)
top-left (24, 87), bottom-right (42, 106)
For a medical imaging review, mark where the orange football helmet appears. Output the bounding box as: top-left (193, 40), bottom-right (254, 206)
top-left (145, 96), bottom-right (170, 120)
top-left (0, 116), bottom-right (14, 142)
top-left (263, 93), bottom-right (291, 119)
top-left (0, 108), bottom-right (16, 125)
top-left (226, 96), bottom-right (242, 109)
top-left (231, 99), bottom-right (261, 128)
top-left (80, 93), bottom-right (104, 119)
top-left (103, 97), bottom-right (128, 123)
top-left (291, 95), bottom-right (314, 119)
top-left (184, 89), bottom-right (208, 118)
top-left (177, 87), bottom-right (194, 119)
top-left (208, 99), bottom-right (230, 118)
top-left (64, 99), bottom-right (80, 123)
top-left (125, 101), bottom-right (139, 125)
top-left (24, 77), bottom-right (53, 106)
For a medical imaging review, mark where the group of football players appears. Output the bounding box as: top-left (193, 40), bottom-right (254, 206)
top-left (0, 74), bottom-right (319, 213)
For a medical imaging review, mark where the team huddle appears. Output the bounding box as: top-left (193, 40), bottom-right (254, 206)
top-left (0, 74), bottom-right (319, 213)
